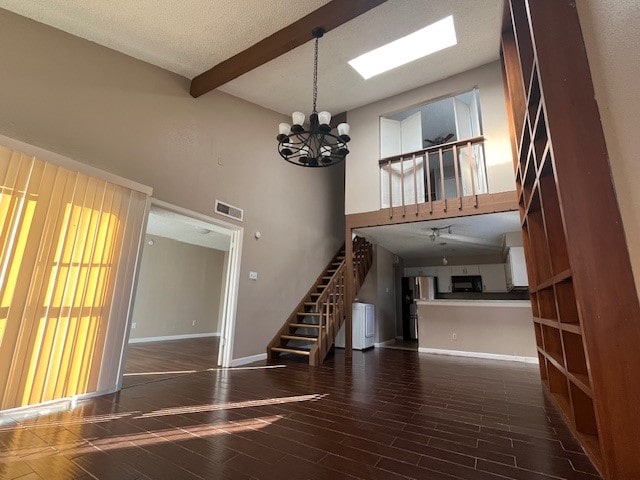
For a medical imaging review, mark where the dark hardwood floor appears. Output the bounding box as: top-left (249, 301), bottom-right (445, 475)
top-left (0, 342), bottom-right (601, 480)
top-left (122, 337), bottom-right (220, 388)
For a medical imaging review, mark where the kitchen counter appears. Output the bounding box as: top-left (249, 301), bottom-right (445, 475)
top-left (416, 299), bottom-right (537, 361)
top-left (415, 299), bottom-right (531, 308)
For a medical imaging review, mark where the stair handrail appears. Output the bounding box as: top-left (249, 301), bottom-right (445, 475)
top-left (266, 245), bottom-right (345, 356)
top-left (310, 264), bottom-right (346, 365)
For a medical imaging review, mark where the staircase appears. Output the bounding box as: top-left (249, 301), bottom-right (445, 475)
top-left (267, 236), bottom-right (373, 366)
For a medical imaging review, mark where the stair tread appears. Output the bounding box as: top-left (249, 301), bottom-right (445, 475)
top-left (289, 323), bottom-right (322, 328)
top-left (271, 346), bottom-right (311, 355)
top-left (298, 311), bottom-right (322, 316)
top-left (281, 334), bottom-right (318, 342)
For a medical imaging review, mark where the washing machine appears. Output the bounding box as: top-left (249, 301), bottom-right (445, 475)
top-left (335, 302), bottom-right (375, 350)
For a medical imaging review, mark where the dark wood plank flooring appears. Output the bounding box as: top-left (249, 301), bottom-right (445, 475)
top-left (122, 337), bottom-right (220, 388)
top-left (0, 342), bottom-right (601, 479)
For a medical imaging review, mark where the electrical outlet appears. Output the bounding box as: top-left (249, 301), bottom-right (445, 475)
top-left (452, 332), bottom-right (457, 340)
top-left (131, 322), bottom-right (136, 329)
top-left (192, 320), bottom-right (196, 326)
top-left (249, 271), bottom-right (258, 280)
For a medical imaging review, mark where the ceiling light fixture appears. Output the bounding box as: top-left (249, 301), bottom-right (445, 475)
top-left (277, 28), bottom-right (350, 167)
top-left (348, 15), bottom-right (457, 80)
top-left (441, 242), bottom-right (448, 266)
top-left (428, 225), bottom-right (452, 242)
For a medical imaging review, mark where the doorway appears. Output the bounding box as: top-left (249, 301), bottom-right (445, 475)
top-left (118, 199), bottom-right (243, 388)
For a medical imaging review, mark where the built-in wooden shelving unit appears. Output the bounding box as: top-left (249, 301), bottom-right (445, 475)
top-left (502, 1), bottom-right (640, 479)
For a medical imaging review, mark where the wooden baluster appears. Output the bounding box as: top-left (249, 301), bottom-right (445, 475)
top-left (426, 153), bottom-right (433, 213)
top-left (387, 160), bottom-right (393, 218)
top-left (412, 154), bottom-right (418, 215)
top-left (468, 141), bottom-right (478, 207)
top-left (453, 144), bottom-right (462, 210)
top-left (439, 148), bottom-right (447, 211)
top-left (400, 156), bottom-right (406, 216)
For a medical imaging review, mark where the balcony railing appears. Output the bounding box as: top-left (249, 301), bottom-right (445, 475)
top-left (379, 136), bottom-right (488, 217)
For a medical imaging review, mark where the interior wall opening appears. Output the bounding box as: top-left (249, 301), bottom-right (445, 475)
top-left (120, 201), bottom-right (242, 388)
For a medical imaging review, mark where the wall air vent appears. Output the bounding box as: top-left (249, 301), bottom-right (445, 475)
top-left (215, 200), bottom-right (243, 222)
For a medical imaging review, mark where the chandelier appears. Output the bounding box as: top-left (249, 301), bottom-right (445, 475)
top-left (277, 27), bottom-right (351, 167)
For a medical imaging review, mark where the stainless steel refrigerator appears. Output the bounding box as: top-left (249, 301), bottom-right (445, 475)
top-left (406, 277), bottom-right (436, 340)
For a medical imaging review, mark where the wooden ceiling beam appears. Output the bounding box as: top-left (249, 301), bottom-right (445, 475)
top-left (189, 0), bottom-right (387, 98)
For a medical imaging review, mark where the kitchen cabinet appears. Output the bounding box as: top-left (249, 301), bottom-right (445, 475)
top-left (479, 264), bottom-right (508, 292)
top-left (404, 266), bottom-right (437, 277)
top-left (435, 266), bottom-right (452, 293)
top-left (506, 246), bottom-right (528, 289)
top-left (404, 267), bottom-right (420, 277)
top-left (450, 265), bottom-right (480, 276)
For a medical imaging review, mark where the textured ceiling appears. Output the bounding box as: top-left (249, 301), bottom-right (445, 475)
top-left (219, 0), bottom-right (504, 114)
top-left (0, 0), bottom-right (329, 78)
top-left (355, 212), bottom-right (521, 262)
top-left (146, 206), bottom-right (231, 251)
top-left (0, 0), bottom-right (503, 115)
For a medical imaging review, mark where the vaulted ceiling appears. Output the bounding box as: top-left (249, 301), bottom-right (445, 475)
top-left (0, 0), bottom-right (504, 114)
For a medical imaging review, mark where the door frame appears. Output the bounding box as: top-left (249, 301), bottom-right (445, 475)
top-left (117, 198), bottom-right (243, 382)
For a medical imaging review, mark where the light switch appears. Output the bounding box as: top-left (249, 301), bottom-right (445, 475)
top-left (249, 271), bottom-right (258, 280)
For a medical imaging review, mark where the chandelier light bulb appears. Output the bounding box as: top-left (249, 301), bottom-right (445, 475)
top-left (338, 123), bottom-right (351, 142)
top-left (318, 111), bottom-right (331, 126)
top-left (279, 123), bottom-right (291, 135)
top-left (321, 145), bottom-right (332, 157)
top-left (292, 112), bottom-right (305, 127)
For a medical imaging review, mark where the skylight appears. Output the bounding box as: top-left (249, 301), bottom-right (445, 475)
top-left (348, 16), bottom-right (457, 80)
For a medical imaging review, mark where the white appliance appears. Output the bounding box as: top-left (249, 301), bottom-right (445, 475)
top-left (506, 246), bottom-right (528, 289)
top-left (335, 303), bottom-right (375, 350)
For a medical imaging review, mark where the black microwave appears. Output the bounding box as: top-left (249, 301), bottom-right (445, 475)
top-left (451, 275), bottom-right (483, 292)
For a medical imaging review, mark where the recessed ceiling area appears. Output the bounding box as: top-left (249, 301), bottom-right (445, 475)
top-left (0, 0), bottom-right (504, 115)
top-left (146, 206), bottom-right (231, 251)
top-left (354, 212), bottom-right (522, 264)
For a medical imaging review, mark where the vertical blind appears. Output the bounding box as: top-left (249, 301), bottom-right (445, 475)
top-left (0, 145), bottom-right (148, 410)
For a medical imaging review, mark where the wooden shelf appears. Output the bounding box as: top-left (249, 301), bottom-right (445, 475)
top-left (534, 316), bottom-right (559, 329)
top-left (577, 432), bottom-right (604, 475)
top-left (567, 371), bottom-right (592, 397)
top-left (507, 4), bottom-right (599, 473)
top-left (539, 346), bottom-right (565, 374)
top-left (559, 323), bottom-right (582, 335)
top-left (503, 2), bottom-right (640, 476)
top-left (532, 268), bottom-right (572, 292)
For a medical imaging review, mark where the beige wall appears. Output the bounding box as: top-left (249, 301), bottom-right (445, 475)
top-left (0, 9), bottom-right (345, 360)
top-left (576, 1), bottom-right (640, 298)
top-left (417, 302), bottom-right (537, 358)
top-left (353, 245), bottom-right (396, 343)
top-left (345, 61), bottom-right (514, 214)
top-left (130, 235), bottom-right (225, 340)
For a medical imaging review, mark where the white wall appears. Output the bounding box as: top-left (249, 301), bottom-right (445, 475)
top-left (0, 9), bottom-right (345, 361)
top-left (345, 61), bottom-right (514, 214)
top-left (130, 235), bottom-right (225, 340)
top-left (576, 1), bottom-right (640, 299)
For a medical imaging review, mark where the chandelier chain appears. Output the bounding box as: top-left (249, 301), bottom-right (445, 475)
top-left (312, 34), bottom-right (319, 113)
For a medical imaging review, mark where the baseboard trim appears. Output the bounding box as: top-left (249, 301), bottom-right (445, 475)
top-left (0, 387), bottom-right (116, 419)
top-left (230, 353), bottom-right (267, 367)
top-left (418, 347), bottom-right (539, 364)
top-left (128, 332), bottom-right (220, 344)
top-left (374, 339), bottom-right (396, 347)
